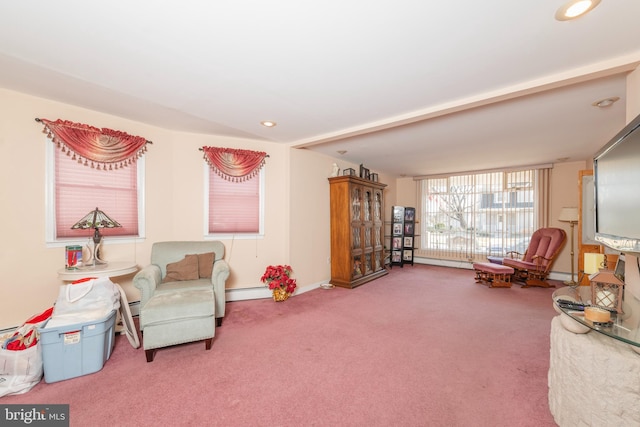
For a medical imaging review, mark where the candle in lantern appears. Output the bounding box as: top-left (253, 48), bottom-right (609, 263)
top-left (595, 289), bottom-right (616, 308)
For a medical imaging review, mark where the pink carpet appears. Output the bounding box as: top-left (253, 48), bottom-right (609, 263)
top-left (2, 265), bottom-right (559, 426)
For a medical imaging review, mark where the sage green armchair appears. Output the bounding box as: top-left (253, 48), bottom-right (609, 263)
top-left (133, 241), bottom-right (230, 361)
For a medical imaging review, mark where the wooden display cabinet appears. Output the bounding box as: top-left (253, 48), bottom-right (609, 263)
top-left (329, 175), bottom-right (388, 288)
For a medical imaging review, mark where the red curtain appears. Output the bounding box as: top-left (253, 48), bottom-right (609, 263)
top-left (202, 146), bottom-right (268, 181)
top-left (39, 118), bottom-right (149, 170)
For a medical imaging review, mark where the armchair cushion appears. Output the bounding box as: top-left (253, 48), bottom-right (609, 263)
top-left (162, 254), bottom-right (199, 282)
top-left (197, 252), bottom-right (215, 278)
top-left (141, 288), bottom-right (215, 327)
top-left (134, 241), bottom-right (230, 324)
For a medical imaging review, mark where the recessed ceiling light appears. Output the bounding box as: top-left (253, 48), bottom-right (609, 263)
top-left (260, 121), bottom-right (277, 128)
top-left (555, 0), bottom-right (601, 21)
top-left (592, 97), bottom-right (620, 108)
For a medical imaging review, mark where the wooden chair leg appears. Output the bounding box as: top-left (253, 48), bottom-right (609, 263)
top-left (523, 271), bottom-right (554, 288)
top-left (524, 278), bottom-right (555, 288)
top-left (145, 349), bottom-right (155, 363)
top-left (205, 338), bottom-right (213, 350)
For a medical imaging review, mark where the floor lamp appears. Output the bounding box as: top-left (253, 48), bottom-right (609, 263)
top-left (559, 207), bottom-right (579, 286)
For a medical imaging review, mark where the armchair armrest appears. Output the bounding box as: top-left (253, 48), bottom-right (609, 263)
top-left (506, 251), bottom-right (523, 259)
top-left (531, 254), bottom-right (552, 269)
top-left (211, 259), bottom-right (230, 318)
top-left (133, 264), bottom-right (162, 308)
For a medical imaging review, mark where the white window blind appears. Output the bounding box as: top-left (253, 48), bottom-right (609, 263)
top-left (418, 168), bottom-right (545, 261)
top-left (208, 170), bottom-right (260, 234)
top-left (54, 147), bottom-right (139, 239)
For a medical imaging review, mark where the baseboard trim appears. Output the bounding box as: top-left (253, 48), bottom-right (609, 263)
top-left (414, 256), bottom-right (571, 282)
top-left (225, 280), bottom-right (327, 302)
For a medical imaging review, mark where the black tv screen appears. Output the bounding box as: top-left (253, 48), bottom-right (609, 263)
top-left (594, 112), bottom-right (640, 254)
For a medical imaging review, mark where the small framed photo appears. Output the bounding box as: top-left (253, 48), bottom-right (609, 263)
top-left (343, 168), bottom-right (356, 176)
top-left (393, 223), bottom-right (403, 236)
top-left (392, 251), bottom-right (402, 263)
top-left (392, 237), bottom-right (402, 249)
top-left (393, 206), bottom-right (404, 222)
top-left (403, 250), bottom-right (413, 261)
top-left (404, 208), bottom-right (415, 222)
top-left (403, 236), bottom-right (413, 248)
top-left (359, 164), bottom-right (370, 179)
top-left (404, 222), bottom-right (414, 235)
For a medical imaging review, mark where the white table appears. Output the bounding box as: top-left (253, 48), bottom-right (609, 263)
top-left (56, 261), bottom-right (139, 342)
top-left (57, 261), bottom-right (138, 281)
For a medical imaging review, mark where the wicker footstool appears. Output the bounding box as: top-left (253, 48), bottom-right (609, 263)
top-left (473, 262), bottom-right (514, 288)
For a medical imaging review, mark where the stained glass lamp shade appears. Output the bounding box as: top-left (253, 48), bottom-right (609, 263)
top-left (71, 207), bottom-right (121, 266)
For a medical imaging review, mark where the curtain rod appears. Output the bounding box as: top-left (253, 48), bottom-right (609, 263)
top-left (35, 118), bottom-right (153, 144)
top-left (412, 163), bottom-right (553, 180)
top-left (198, 147), bottom-right (269, 157)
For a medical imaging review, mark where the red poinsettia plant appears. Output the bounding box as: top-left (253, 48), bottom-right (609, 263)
top-left (261, 264), bottom-right (297, 294)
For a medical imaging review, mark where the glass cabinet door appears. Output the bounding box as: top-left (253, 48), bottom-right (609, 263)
top-left (374, 251), bottom-right (383, 271)
top-left (351, 227), bottom-right (361, 250)
top-left (374, 190), bottom-right (382, 221)
top-left (352, 253), bottom-right (363, 279)
top-left (374, 225), bottom-right (382, 248)
top-left (351, 186), bottom-right (362, 221)
top-left (364, 252), bottom-right (373, 274)
top-left (364, 224), bottom-right (372, 249)
top-left (363, 189), bottom-right (372, 222)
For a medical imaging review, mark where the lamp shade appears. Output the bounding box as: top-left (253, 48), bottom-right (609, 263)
top-left (71, 207), bottom-right (121, 230)
top-left (558, 207), bottom-right (579, 222)
top-left (584, 253), bottom-right (605, 275)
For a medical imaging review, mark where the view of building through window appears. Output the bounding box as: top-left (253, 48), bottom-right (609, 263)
top-left (419, 169), bottom-right (537, 260)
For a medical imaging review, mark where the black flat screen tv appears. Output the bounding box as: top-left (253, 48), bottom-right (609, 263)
top-left (594, 112), bottom-right (640, 254)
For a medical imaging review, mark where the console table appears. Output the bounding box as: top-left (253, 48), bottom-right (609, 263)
top-left (549, 287), bottom-right (640, 426)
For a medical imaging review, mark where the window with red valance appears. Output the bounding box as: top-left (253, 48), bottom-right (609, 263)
top-left (40, 118), bottom-right (150, 241)
top-left (201, 147), bottom-right (268, 235)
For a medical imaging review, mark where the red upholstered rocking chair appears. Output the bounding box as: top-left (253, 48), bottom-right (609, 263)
top-left (502, 227), bottom-right (567, 288)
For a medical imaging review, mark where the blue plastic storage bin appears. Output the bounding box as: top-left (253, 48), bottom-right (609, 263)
top-left (38, 309), bottom-right (116, 383)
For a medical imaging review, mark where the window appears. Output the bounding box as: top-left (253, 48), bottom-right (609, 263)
top-left (418, 168), bottom-right (547, 261)
top-left (46, 142), bottom-right (145, 244)
top-left (205, 165), bottom-right (264, 237)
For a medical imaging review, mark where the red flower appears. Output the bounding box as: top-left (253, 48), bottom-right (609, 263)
top-left (261, 264), bottom-right (297, 294)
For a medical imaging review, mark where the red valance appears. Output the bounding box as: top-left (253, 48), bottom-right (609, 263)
top-left (38, 118), bottom-right (150, 170)
top-left (202, 146), bottom-right (268, 182)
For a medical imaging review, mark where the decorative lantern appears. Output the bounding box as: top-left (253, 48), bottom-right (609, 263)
top-left (588, 270), bottom-right (625, 314)
top-left (343, 168), bottom-right (356, 176)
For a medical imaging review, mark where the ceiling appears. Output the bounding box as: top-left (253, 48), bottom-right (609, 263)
top-left (1, 1), bottom-right (639, 177)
